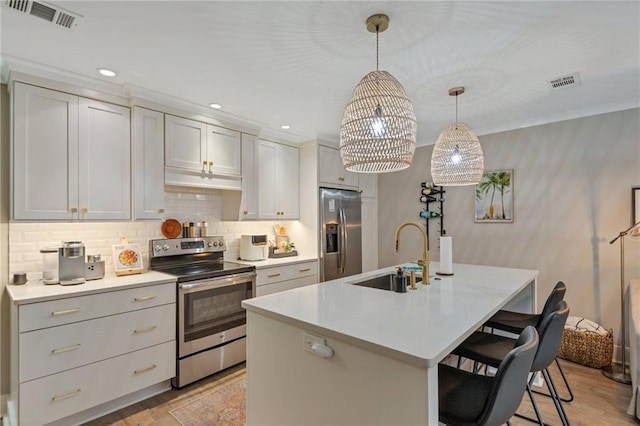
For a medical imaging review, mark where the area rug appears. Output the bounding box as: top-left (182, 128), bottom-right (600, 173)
top-left (169, 373), bottom-right (246, 425)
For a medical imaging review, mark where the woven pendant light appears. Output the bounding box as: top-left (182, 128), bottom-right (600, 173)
top-left (431, 87), bottom-right (484, 186)
top-left (340, 14), bottom-right (417, 174)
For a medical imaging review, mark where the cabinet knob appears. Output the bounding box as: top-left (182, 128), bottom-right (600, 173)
top-left (158, 208), bottom-right (165, 213)
top-left (338, 177), bottom-right (345, 181)
top-left (81, 208), bottom-right (88, 214)
top-left (209, 161), bottom-right (213, 166)
top-left (243, 211), bottom-right (248, 215)
top-left (70, 208), bottom-right (78, 214)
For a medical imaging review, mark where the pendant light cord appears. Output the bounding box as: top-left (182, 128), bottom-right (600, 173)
top-left (455, 93), bottom-right (459, 123)
top-left (376, 25), bottom-right (379, 71)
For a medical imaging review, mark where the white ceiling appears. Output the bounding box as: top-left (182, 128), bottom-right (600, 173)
top-left (1, 1), bottom-right (639, 146)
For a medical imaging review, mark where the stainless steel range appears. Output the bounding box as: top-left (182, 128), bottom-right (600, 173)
top-left (149, 236), bottom-right (256, 388)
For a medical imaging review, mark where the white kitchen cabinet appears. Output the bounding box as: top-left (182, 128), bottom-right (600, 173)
top-left (361, 196), bottom-right (379, 272)
top-left (207, 124), bottom-right (242, 176)
top-left (255, 260), bottom-right (318, 297)
top-left (258, 140), bottom-right (299, 220)
top-left (318, 145), bottom-right (359, 189)
top-left (12, 82), bottom-right (131, 220)
top-left (164, 114), bottom-right (206, 171)
top-left (8, 281), bottom-right (176, 426)
top-left (240, 134), bottom-right (259, 219)
top-left (165, 114), bottom-right (241, 190)
top-left (133, 107), bottom-right (165, 220)
top-left (358, 172), bottom-right (378, 198)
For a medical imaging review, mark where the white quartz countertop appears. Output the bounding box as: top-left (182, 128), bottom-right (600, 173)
top-left (242, 262), bottom-right (538, 368)
top-left (234, 255), bottom-right (318, 269)
top-left (6, 270), bottom-right (177, 305)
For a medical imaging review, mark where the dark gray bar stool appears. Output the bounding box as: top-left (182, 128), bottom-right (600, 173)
top-left (454, 301), bottom-right (571, 426)
top-left (485, 281), bottom-right (573, 403)
top-left (439, 326), bottom-right (539, 426)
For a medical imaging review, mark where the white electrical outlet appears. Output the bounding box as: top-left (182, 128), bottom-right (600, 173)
top-left (303, 332), bottom-right (325, 354)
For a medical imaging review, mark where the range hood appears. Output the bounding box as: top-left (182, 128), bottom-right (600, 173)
top-left (164, 166), bottom-right (242, 191)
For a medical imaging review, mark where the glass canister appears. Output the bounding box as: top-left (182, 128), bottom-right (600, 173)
top-left (40, 247), bottom-right (59, 284)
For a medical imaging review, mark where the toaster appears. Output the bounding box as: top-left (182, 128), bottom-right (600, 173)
top-left (240, 235), bottom-right (268, 261)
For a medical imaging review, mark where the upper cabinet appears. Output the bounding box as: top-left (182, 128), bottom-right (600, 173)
top-left (240, 134), bottom-right (259, 219)
top-left (358, 173), bottom-right (378, 198)
top-left (133, 107), bottom-right (165, 220)
top-left (258, 140), bottom-right (299, 220)
top-left (13, 83), bottom-right (131, 220)
top-left (318, 145), bottom-right (359, 189)
top-left (164, 114), bottom-right (241, 190)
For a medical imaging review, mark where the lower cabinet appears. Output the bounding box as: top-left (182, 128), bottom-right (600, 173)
top-left (256, 260), bottom-right (318, 297)
top-left (20, 341), bottom-right (175, 426)
top-left (9, 282), bottom-right (176, 426)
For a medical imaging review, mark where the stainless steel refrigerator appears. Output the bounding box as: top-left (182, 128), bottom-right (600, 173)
top-left (319, 187), bottom-right (362, 282)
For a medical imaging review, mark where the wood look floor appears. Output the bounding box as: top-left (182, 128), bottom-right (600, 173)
top-left (83, 360), bottom-right (637, 425)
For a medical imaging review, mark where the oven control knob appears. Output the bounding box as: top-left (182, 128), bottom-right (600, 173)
top-left (162, 244), bottom-right (170, 251)
top-left (154, 245), bottom-right (162, 252)
top-left (208, 241), bottom-right (214, 247)
top-left (219, 241), bottom-right (224, 247)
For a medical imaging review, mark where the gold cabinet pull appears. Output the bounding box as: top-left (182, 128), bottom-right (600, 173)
top-left (81, 208), bottom-right (88, 214)
top-left (243, 210), bottom-right (248, 215)
top-left (134, 325), bottom-right (157, 334)
top-left (51, 308), bottom-right (80, 316)
top-left (338, 177), bottom-right (345, 181)
top-left (70, 207), bottom-right (78, 213)
top-left (267, 273), bottom-right (281, 278)
top-left (299, 268), bottom-right (311, 272)
top-left (134, 295), bottom-right (157, 302)
top-left (51, 343), bottom-right (81, 354)
top-left (134, 364), bottom-right (157, 375)
top-left (158, 208), bottom-right (165, 213)
top-left (52, 389), bottom-right (81, 402)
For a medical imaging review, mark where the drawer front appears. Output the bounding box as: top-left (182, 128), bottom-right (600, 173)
top-left (19, 283), bottom-right (175, 332)
top-left (20, 303), bottom-right (175, 382)
top-left (256, 275), bottom-right (318, 297)
top-left (19, 341), bottom-right (175, 426)
top-left (256, 261), bottom-right (318, 286)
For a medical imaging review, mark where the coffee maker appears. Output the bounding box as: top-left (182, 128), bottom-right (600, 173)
top-left (59, 241), bottom-right (86, 285)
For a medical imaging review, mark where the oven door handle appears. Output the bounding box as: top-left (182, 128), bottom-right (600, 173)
top-left (178, 271), bottom-right (256, 291)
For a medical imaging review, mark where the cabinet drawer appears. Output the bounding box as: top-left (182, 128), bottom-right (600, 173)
top-left (20, 303), bottom-right (175, 382)
top-left (19, 341), bottom-right (175, 426)
top-left (19, 283), bottom-right (175, 332)
top-left (256, 275), bottom-right (318, 297)
top-left (256, 261), bottom-right (318, 286)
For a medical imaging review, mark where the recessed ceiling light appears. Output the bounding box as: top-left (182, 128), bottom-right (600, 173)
top-left (209, 103), bottom-right (223, 109)
top-left (97, 68), bottom-right (116, 77)
top-left (280, 125), bottom-right (291, 130)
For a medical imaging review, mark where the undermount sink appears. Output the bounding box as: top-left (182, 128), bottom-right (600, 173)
top-left (349, 273), bottom-right (421, 291)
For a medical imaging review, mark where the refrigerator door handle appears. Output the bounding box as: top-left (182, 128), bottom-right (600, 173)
top-left (339, 208), bottom-right (348, 274)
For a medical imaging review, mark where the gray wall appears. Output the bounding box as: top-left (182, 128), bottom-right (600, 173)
top-left (379, 108), bottom-right (640, 357)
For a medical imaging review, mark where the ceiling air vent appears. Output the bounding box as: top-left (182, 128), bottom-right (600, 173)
top-left (548, 72), bottom-right (582, 90)
top-left (3, 0), bottom-right (82, 29)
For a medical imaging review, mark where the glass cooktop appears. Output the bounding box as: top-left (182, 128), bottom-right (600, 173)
top-left (159, 261), bottom-right (255, 282)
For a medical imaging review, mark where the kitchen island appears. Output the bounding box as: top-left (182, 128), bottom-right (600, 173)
top-left (242, 262), bottom-right (538, 426)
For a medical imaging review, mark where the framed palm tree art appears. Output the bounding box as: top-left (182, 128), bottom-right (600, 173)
top-left (475, 169), bottom-right (513, 223)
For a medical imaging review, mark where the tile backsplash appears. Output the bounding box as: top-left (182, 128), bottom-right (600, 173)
top-left (8, 188), bottom-right (308, 281)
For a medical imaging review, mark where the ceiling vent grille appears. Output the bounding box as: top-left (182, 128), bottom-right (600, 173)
top-left (3, 0), bottom-right (82, 29)
top-left (549, 72), bottom-right (582, 90)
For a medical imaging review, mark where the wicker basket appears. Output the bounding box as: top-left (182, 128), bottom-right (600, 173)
top-left (558, 327), bottom-right (613, 368)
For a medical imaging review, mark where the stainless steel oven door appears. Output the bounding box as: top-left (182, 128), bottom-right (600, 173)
top-left (178, 271), bottom-right (256, 357)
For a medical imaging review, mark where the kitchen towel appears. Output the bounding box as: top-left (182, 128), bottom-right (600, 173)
top-left (438, 236), bottom-right (453, 275)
